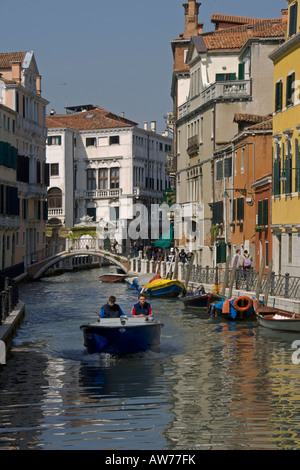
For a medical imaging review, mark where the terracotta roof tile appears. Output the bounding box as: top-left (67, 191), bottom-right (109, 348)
top-left (202, 18), bottom-right (285, 51)
top-left (0, 52), bottom-right (26, 68)
top-left (211, 13), bottom-right (280, 25)
top-left (234, 113), bottom-right (272, 124)
top-left (46, 106), bottom-right (138, 131)
top-left (246, 118), bottom-right (273, 131)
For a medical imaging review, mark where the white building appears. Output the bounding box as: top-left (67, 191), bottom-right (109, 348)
top-left (46, 105), bottom-right (172, 248)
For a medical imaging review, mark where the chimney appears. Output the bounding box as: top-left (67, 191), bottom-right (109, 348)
top-left (121, 112), bottom-right (124, 118)
top-left (151, 121), bottom-right (156, 133)
top-left (50, 109), bottom-right (56, 115)
top-left (198, 22), bottom-right (204, 35)
top-left (11, 61), bottom-right (21, 83)
top-left (36, 75), bottom-right (42, 96)
top-left (183, 0), bottom-right (201, 38)
top-left (144, 122), bottom-right (148, 131)
top-left (282, 9), bottom-right (288, 23)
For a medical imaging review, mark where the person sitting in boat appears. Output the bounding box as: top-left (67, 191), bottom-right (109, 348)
top-left (131, 293), bottom-right (153, 317)
top-left (100, 296), bottom-right (125, 318)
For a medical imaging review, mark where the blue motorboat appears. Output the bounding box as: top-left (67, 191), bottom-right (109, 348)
top-left (80, 316), bottom-right (164, 355)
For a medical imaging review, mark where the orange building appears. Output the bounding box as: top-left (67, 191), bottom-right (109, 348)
top-left (227, 115), bottom-right (273, 272)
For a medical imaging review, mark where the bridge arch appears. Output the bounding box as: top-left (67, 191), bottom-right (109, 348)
top-left (32, 251), bottom-right (128, 280)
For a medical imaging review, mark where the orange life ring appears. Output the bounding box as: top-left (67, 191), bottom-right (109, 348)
top-left (233, 296), bottom-right (252, 312)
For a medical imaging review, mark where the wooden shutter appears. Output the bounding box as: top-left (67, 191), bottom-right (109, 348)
top-left (263, 199), bottom-right (268, 226)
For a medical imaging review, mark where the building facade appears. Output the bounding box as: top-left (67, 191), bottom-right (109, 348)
top-left (0, 91), bottom-right (19, 269)
top-left (170, 2), bottom-right (286, 267)
top-left (46, 105), bottom-right (172, 248)
top-left (0, 52), bottom-right (49, 267)
top-left (270, 0), bottom-right (300, 275)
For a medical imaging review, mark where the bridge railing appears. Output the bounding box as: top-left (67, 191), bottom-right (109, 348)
top-left (23, 241), bottom-right (66, 267)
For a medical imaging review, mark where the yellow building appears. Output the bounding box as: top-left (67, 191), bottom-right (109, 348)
top-left (0, 95), bottom-right (20, 269)
top-left (270, 1), bottom-right (300, 275)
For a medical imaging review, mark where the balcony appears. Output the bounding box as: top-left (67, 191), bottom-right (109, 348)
top-left (86, 188), bottom-right (122, 200)
top-left (178, 79), bottom-right (252, 119)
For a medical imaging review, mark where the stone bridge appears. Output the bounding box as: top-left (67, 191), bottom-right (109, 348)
top-left (25, 238), bottom-right (130, 280)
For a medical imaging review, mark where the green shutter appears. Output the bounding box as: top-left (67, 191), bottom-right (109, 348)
top-left (232, 198), bottom-right (236, 222)
top-left (238, 63), bottom-right (245, 80)
top-left (47, 136), bottom-right (52, 146)
top-left (263, 199), bottom-right (268, 226)
top-left (230, 73), bottom-right (236, 80)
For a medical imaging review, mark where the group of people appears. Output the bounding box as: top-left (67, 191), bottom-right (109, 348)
top-left (131, 242), bottom-right (194, 265)
top-left (231, 249), bottom-right (252, 278)
top-left (99, 293), bottom-right (152, 319)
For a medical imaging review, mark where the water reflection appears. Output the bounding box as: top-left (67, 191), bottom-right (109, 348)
top-left (1, 269), bottom-right (300, 449)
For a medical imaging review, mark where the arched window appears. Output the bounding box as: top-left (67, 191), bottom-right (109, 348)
top-left (47, 187), bottom-right (62, 208)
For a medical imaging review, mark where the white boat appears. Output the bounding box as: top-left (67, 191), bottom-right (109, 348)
top-left (254, 300), bottom-right (300, 332)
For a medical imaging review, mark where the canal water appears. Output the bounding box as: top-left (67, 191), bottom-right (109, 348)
top-left (1, 267), bottom-right (300, 450)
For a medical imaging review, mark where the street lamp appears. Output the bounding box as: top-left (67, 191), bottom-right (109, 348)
top-left (223, 187), bottom-right (247, 198)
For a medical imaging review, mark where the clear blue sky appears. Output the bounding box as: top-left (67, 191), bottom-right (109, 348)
top-left (1, 0), bottom-right (287, 133)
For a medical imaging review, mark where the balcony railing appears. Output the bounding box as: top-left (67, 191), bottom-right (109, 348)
top-left (178, 79), bottom-right (252, 119)
top-left (86, 188), bottom-right (122, 199)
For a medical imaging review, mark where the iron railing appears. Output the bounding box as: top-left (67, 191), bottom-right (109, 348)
top-left (0, 276), bottom-right (19, 325)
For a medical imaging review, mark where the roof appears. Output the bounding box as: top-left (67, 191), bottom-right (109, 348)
top-left (0, 52), bottom-right (27, 68)
top-left (202, 18), bottom-right (286, 51)
top-left (234, 113), bottom-right (272, 124)
top-left (46, 106), bottom-right (138, 131)
top-left (211, 13), bottom-right (281, 27)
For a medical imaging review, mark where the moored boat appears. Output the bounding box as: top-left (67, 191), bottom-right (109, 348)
top-left (211, 295), bottom-right (256, 320)
top-left (141, 278), bottom-right (185, 298)
top-left (99, 273), bottom-right (128, 283)
top-left (253, 299), bottom-right (300, 332)
top-left (181, 286), bottom-right (224, 309)
top-left (80, 316), bottom-right (164, 355)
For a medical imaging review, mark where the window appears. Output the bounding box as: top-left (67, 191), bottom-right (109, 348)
top-left (286, 72), bottom-right (295, 107)
top-left (87, 169), bottom-right (96, 190)
top-left (289, 2), bottom-right (298, 37)
top-left (50, 163), bottom-right (59, 176)
top-left (87, 208), bottom-right (96, 221)
top-left (241, 147), bottom-right (245, 174)
top-left (86, 137), bottom-right (96, 147)
top-left (257, 199), bottom-right (268, 226)
top-left (216, 73), bottom-right (236, 81)
top-left (98, 169), bottom-right (108, 189)
top-left (109, 136), bottom-right (119, 145)
top-left (284, 139), bottom-right (293, 194)
top-left (275, 80), bottom-right (283, 112)
top-left (224, 158), bottom-right (232, 178)
top-left (47, 187), bottom-right (62, 208)
top-left (216, 161), bottom-right (223, 180)
top-left (47, 136), bottom-right (61, 145)
top-left (238, 62), bottom-right (245, 80)
top-left (237, 197), bottom-right (244, 221)
top-left (110, 168), bottom-right (119, 188)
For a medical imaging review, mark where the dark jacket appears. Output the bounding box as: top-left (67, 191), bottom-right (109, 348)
top-left (131, 301), bottom-right (153, 316)
top-left (100, 303), bottom-right (125, 318)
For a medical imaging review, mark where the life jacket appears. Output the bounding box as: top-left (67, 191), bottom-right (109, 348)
top-left (101, 303), bottom-right (122, 318)
top-left (132, 301), bottom-right (152, 316)
top-left (222, 297), bottom-right (235, 314)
